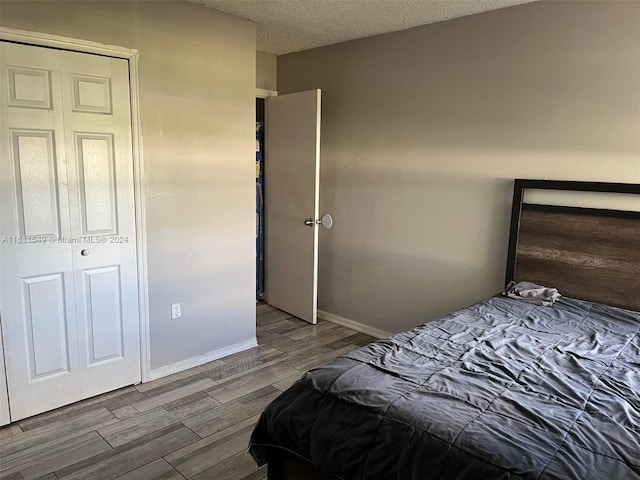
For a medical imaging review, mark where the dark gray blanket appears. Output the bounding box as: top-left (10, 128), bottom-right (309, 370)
top-left (249, 296), bottom-right (640, 479)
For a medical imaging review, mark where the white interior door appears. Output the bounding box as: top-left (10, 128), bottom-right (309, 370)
top-left (0, 42), bottom-right (140, 421)
top-left (265, 89), bottom-right (321, 324)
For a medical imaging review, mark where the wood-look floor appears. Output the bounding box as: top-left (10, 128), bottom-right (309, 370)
top-left (0, 303), bottom-right (376, 480)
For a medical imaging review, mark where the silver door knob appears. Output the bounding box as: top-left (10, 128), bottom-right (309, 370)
top-left (81, 249), bottom-right (90, 256)
top-left (304, 214), bottom-right (333, 229)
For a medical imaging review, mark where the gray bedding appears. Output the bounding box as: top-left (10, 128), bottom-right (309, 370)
top-left (249, 296), bottom-right (640, 479)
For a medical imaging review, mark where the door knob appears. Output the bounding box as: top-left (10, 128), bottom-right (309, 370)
top-left (81, 249), bottom-right (90, 256)
top-left (304, 214), bottom-right (333, 229)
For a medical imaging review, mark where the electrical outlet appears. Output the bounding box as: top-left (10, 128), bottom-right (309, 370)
top-left (171, 303), bottom-right (181, 320)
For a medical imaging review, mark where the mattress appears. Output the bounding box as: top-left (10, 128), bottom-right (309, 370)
top-left (249, 296), bottom-right (640, 479)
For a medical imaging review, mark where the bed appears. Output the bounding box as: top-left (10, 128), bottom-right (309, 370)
top-left (249, 179), bottom-right (640, 480)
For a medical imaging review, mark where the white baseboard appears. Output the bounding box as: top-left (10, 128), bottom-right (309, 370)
top-left (148, 337), bottom-right (258, 381)
top-left (318, 310), bottom-right (391, 339)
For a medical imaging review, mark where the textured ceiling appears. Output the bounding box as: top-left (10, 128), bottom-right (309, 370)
top-left (190, 0), bottom-right (537, 55)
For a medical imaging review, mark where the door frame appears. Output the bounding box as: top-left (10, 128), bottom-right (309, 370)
top-left (0, 27), bottom-right (152, 382)
top-left (255, 88), bottom-right (277, 304)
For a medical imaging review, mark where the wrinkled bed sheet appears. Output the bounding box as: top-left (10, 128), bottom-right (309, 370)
top-left (249, 296), bottom-right (640, 479)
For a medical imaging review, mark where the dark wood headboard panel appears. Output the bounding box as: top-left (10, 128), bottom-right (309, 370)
top-left (506, 180), bottom-right (640, 312)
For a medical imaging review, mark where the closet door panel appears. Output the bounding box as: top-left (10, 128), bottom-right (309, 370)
top-left (59, 49), bottom-right (141, 399)
top-left (0, 41), bottom-right (80, 421)
top-left (11, 130), bottom-right (61, 237)
top-left (22, 273), bottom-right (71, 378)
top-left (82, 266), bottom-right (124, 365)
top-left (7, 66), bottom-right (52, 109)
top-left (75, 133), bottom-right (117, 235)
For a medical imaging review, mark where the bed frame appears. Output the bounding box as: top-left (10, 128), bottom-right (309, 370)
top-left (265, 178), bottom-right (640, 480)
top-left (505, 179), bottom-right (640, 312)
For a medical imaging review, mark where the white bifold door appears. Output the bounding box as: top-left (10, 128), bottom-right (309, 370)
top-left (265, 89), bottom-right (330, 325)
top-left (0, 41), bottom-right (141, 422)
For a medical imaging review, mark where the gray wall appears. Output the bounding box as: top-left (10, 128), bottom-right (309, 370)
top-left (278, 1), bottom-right (640, 333)
top-left (257, 51), bottom-right (277, 91)
top-left (0, 0), bottom-right (257, 370)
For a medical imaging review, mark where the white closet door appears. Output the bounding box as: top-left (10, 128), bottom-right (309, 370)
top-left (0, 42), bottom-right (81, 420)
top-left (0, 42), bottom-right (141, 421)
top-left (58, 49), bottom-right (141, 399)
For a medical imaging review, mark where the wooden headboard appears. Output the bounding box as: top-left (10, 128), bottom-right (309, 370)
top-left (505, 180), bottom-right (640, 312)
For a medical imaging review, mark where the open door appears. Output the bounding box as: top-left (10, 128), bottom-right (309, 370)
top-left (265, 89), bottom-right (326, 324)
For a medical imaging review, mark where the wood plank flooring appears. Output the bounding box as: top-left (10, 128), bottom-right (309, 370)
top-left (0, 303), bottom-right (375, 480)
